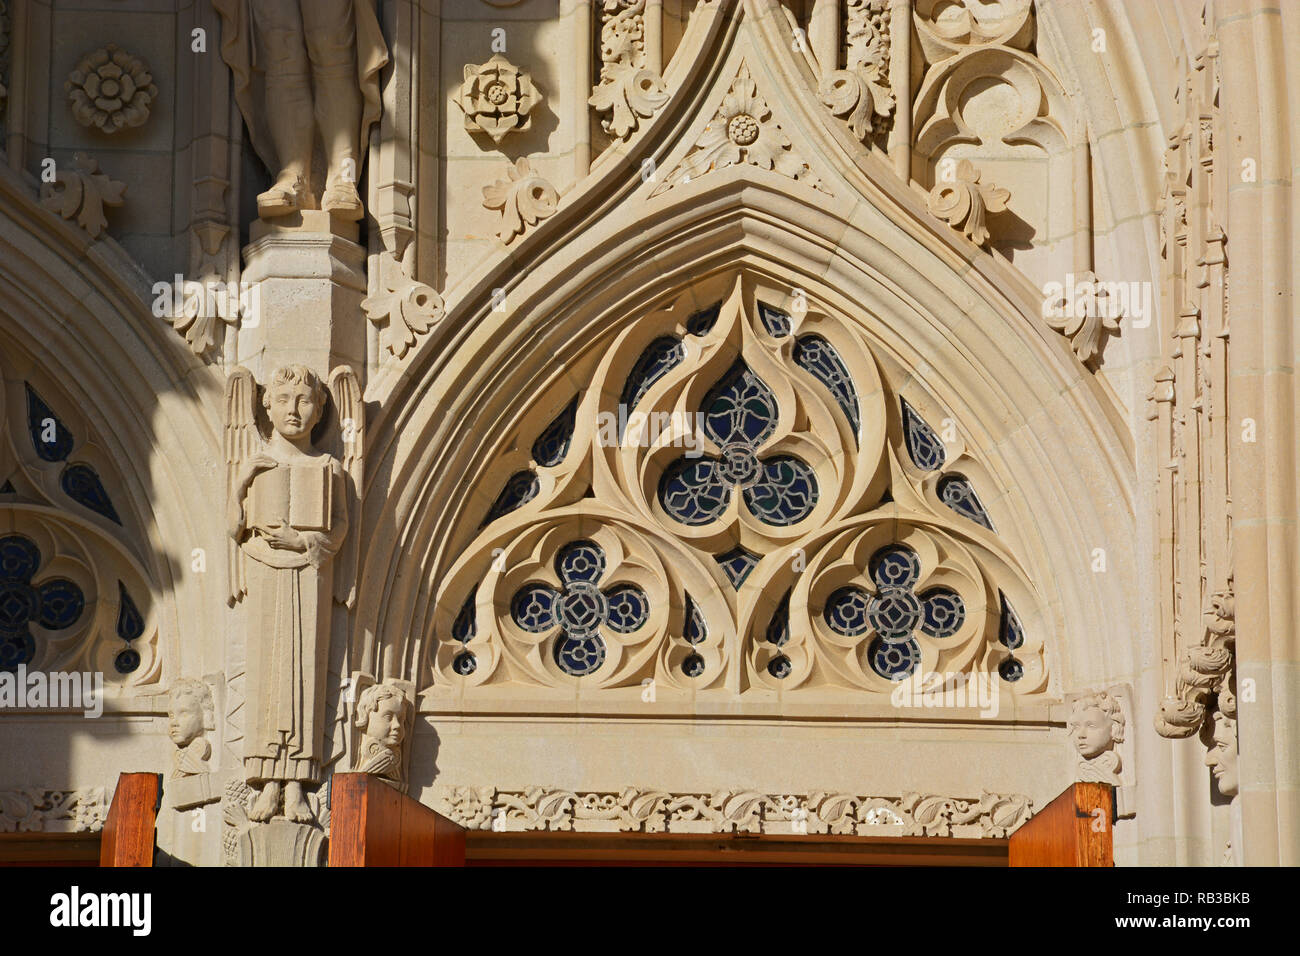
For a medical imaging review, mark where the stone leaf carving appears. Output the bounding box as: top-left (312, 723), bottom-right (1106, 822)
top-left (1156, 579), bottom-right (1235, 741)
top-left (65, 44), bottom-right (158, 133)
top-left (1044, 270), bottom-right (1123, 364)
top-left (926, 159), bottom-right (1008, 247)
top-left (435, 786), bottom-right (1032, 837)
top-left (654, 64), bottom-right (828, 196)
top-left (0, 787), bottom-right (107, 832)
top-left (819, 0), bottom-right (895, 141)
top-left (589, 0), bottom-right (669, 140)
top-left (482, 157), bottom-right (559, 244)
top-left (362, 245), bottom-right (445, 358)
top-left (40, 153), bottom-right (126, 239)
top-left (166, 221), bottom-right (240, 356)
top-left (456, 53), bottom-right (540, 144)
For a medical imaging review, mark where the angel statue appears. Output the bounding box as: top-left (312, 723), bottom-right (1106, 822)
top-left (212, 0), bottom-right (388, 220)
top-left (226, 364), bottom-right (363, 824)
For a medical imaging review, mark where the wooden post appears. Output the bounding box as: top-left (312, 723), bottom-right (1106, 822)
top-left (328, 773), bottom-right (466, 867)
top-left (99, 773), bottom-right (161, 867)
top-left (1008, 782), bottom-right (1114, 867)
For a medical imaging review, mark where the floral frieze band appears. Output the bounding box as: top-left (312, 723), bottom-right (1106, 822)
top-left (435, 785), bottom-right (1032, 838)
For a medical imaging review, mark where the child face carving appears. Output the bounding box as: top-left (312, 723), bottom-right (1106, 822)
top-left (1070, 706), bottom-right (1114, 758)
top-left (365, 695), bottom-right (406, 746)
top-left (266, 381), bottom-right (320, 441)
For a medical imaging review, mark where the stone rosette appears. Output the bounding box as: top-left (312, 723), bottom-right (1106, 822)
top-left (66, 43), bottom-right (158, 133)
top-left (455, 53), bottom-right (540, 144)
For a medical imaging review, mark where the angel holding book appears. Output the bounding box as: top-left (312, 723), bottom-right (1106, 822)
top-left (226, 364), bottom-right (362, 823)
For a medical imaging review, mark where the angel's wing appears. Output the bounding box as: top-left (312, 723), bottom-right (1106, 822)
top-left (328, 366), bottom-right (365, 608)
top-left (224, 367), bottom-right (261, 605)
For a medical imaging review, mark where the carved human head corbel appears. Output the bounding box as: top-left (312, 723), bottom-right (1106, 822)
top-left (354, 681), bottom-right (412, 787)
top-left (263, 364), bottom-right (327, 444)
top-left (1205, 681), bottom-right (1238, 797)
top-left (1067, 690), bottom-right (1125, 785)
top-left (167, 678), bottom-right (214, 777)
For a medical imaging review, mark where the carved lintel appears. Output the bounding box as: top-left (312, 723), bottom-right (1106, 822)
top-left (434, 786), bottom-right (1032, 838)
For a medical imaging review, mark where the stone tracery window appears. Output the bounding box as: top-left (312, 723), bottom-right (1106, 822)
top-left (431, 276), bottom-right (1046, 702)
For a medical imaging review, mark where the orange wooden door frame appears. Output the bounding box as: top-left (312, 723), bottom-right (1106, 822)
top-left (99, 772), bottom-right (161, 867)
top-left (328, 772), bottom-right (466, 866)
top-left (1008, 782), bottom-right (1114, 867)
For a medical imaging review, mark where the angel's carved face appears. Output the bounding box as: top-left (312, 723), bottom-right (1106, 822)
top-left (265, 381), bottom-right (321, 440)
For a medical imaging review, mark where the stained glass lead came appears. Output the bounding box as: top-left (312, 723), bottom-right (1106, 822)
top-left (621, 336), bottom-right (684, 418)
top-left (452, 593), bottom-right (478, 675)
top-left (61, 463), bottom-right (121, 524)
top-left (25, 384), bottom-right (74, 463)
top-left (901, 399), bottom-right (946, 471)
top-left (757, 302), bottom-right (791, 337)
top-left (532, 397), bottom-right (580, 467)
top-left (937, 474), bottom-right (994, 530)
top-left (793, 335), bottom-right (859, 436)
top-left (715, 546), bottom-right (760, 588)
top-left (483, 470), bottom-right (540, 525)
top-left (685, 302), bottom-right (722, 336)
top-left (998, 592), bottom-right (1025, 650)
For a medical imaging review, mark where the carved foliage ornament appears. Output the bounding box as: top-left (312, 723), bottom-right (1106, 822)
top-left (66, 44), bottom-right (158, 133)
top-left (362, 245), bottom-right (446, 358)
top-left (40, 154), bottom-right (126, 239)
top-left (589, 0), bottom-right (669, 141)
top-left (655, 64), bottom-right (827, 196)
top-left (456, 54), bottom-right (541, 144)
top-left (819, 0), bottom-right (895, 141)
top-left (431, 277), bottom-right (1046, 701)
top-left (436, 786), bottom-right (1032, 838)
top-left (927, 159), bottom-right (1009, 248)
top-left (482, 157), bottom-right (559, 244)
top-left (0, 787), bottom-right (107, 833)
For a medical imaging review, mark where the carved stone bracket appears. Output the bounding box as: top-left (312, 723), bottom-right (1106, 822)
top-left (435, 785), bottom-right (1032, 838)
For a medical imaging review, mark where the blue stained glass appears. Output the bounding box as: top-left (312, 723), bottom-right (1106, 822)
top-left (766, 592), bottom-right (791, 647)
top-left (484, 470), bottom-right (540, 526)
top-left (0, 535), bottom-right (41, 582)
top-left (0, 535), bottom-right (87, 673)
top-left (533, 398), bottom-right (579, 468)
top-left (870, 546), bottom-right (921, 589)
top-left (605, 585), bottom-right (650, 633)
top-left (998, 592), bottom-right (1025, 650)
top-left (824, 586), bottom-right (871, 636)
top-left (114, 648), bottom-right (140, 674)
top-left (684, 598), bottom-right (707, 645)
top-left (621, 337), bottom-right (684, 417)
top-left (868, 587), bottom-right (923, 643)
top-left (938, 474), bottom-right (994, 530)
top-left (61, 463), bottom-right (121, 524)
top-left (26, 384), bottom-right (74, 462)
top-left (37, 579), bottom-right (85, 631)
top-left (556, 540), bottom-right (606, 583)
top-left (555, 634), bottom-right (606, 676)
top-left (451, 593), bottom-right (478, 675)
top-left (793, 335), bottom-right (859, 436)
top-left (742, 456), bottom-right (817, 526)
top-left (999, 657), bottom-right (1024, 682)
top-left (868, 636), bottom-right (921, 680)
top-left (757, 302), bottom-right (791, 337)
top-left (116, 582), bottom-right (144, 642)
top-left (919, 588), bottom-right (965, 638)
top-left (715, 546), bottom-right (760, 588)
top-left (702, 363), bottom-right (778, 447)
top-left (453, 595), bottom-right (476, 643)
top-left (767, 655), bottom-right (793, 679)
top-left (659, 458), bottom-right (729, 525)
top-left (901, 399), bottom-right (945, 471)
top-left (682, 653), bottom-right (705, 677)
top-left (0, 632), bottom-right (35, 671)
top-left (512, 585), bottom-right (558, 632)
top-left (686, 303), bottom-right (722, 336)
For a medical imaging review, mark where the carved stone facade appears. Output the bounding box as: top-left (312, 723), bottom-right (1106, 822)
top-left (0, 0), bottom-right (1297, 869)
